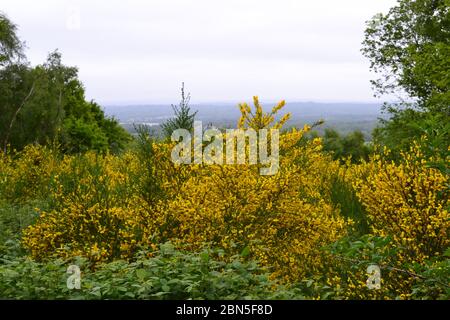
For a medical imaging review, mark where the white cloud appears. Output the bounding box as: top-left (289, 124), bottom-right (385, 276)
top-left (1, 0), bottom-right (398, 104)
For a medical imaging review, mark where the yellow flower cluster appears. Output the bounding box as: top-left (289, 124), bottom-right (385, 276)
top-left (21, 151), bottom-right (153, 261)
top-left (238, 96), bottom-right (290, 130)
top-left (164, 135), bottom-right (347, 281)
top-left (0, 145), bottom-right (58, 202)
top-left (319, 143), bottom-right (449, 299)
top-left (3, 97), bottom-right (446, 292)
top-left (353, 144), bottom-right (449, 263)
top-left (15, 99), bottom-right (348, 282)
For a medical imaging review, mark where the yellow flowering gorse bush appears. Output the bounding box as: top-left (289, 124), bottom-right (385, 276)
top-left (14, 98), bottom-right (348, 282)
top-left (1, 97), bottom-right (447, 294)
top-left (353, 144), bottom-right (449, 263)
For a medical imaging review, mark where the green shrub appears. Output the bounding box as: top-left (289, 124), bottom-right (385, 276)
top-left (0, 243), bottom-right (305, 300)
top-left (408, 248), bottom-right (450, 300)
top-left (0, 201), bottom-right (42, 258)
top-left (299, 235), bottom-right (450, 300)
top-left (328, 173), bottom-right (369, 236)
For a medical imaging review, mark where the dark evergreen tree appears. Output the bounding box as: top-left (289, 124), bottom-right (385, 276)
top-left (161, 82), bottom-right (197, 138)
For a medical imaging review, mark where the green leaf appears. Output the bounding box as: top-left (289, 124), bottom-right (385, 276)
top-left (162, 285), bottom-right (170, 292)
top-left (444, 247), bottom-right (450, 258)
top-left (136, 269), bottom-right (147, 280)
top-left (240, 246), bottom-right (250, 257)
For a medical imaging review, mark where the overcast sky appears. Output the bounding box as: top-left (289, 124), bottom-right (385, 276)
top-left (2, 0), bottom-right (398, 104)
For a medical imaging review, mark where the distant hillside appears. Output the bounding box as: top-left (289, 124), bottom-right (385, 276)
top-left (103, 102), bottom-right (385, 139)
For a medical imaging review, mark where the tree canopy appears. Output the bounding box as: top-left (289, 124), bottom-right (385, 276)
top-left (362, 0), bottom-right (449, 157)
top-left (0, 13), bottom-right (130, 154)
top-left (0, 12), bottom-right (24, 66)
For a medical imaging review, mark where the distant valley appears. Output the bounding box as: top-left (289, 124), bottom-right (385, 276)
top-left (103, 102), bottom-right (386, 140)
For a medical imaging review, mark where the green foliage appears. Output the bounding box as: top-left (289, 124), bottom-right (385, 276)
top-left (61, 116), bottom-right (109, 153)
top-left (0, 12), bottom-right (24, 66)
top-left (363, 0), bottom-right (450, 156)
top-left (133, 124), bottom-right (165, 206)
top-left (0, 201), bottom-right (42, 257)
top-left (299, 235), bottom-right (450, 299)
top-left (409, 251), bottom-right (450, 300)
top-left (328, 173), bottom-right (369, 236)
top-left (0, 63), bottom-right (37, 152)
top-left (61, 88), bottom-right (131, 153)
top-left (373, 107), bottom-right (449, 159)
top-left (0, 34), bottom-right (131, 153)
top-left (161, 82), bottom-right (197, 139)
top-left (362, 0), bottom-right (449, 101)
top-left (0, 243), bottom-right (304, 300)
top-left (322, 129), bottom-right (372, 163)
top-left (99, 115), bottom-right (132, 154)
top-left (327, 235), bottom-right (399, 270)
top-left (303, 236), bottom-right (403, 299)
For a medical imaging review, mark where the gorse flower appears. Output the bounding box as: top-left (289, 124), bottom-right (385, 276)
top-left (0, 97), bottom-right (447, 299)
top-left (353, 142), bottom-right (449, 263)
top-left (238, 97), bottom-right (290, 130)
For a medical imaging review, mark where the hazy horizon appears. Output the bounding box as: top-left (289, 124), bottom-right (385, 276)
top-left (102, 98), bottom-right (388, 107)
top-left (102, 101), bottom-right (385, 139)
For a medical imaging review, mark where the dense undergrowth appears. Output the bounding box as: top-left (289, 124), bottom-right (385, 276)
top-left (0, 99), bottom-right (448, 300)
